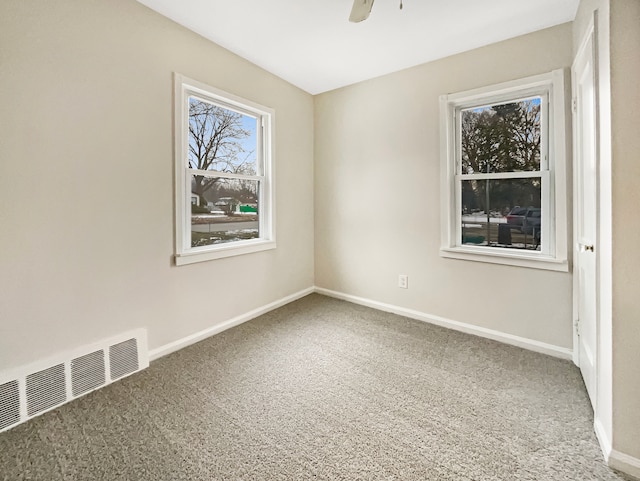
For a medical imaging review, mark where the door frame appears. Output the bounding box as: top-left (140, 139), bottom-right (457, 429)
top-left (572, 12), bottom-right (600, 407)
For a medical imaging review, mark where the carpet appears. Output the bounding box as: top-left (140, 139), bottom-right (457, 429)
top-left (0, 294), bottom-right (631, 480)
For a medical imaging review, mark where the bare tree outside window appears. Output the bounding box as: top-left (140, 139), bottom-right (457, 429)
top-left (188, 98), bottom-right (256, 201)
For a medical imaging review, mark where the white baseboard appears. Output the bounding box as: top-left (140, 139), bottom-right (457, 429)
top-left (314, 287), bottom-right (573, 360)
top-left (148, 287), bottom-right (315, 361)
top-left (594, 417), bottom-right (612, 462)
top-left (150, 285), bottom-right (572, 363)
top-left (609, 450), bottom-right (640, 480)
top-left (594, 420), bottom-right (640, 480)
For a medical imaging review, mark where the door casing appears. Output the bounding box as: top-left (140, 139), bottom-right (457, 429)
top-left (572, 13), bottom-right (600, 411)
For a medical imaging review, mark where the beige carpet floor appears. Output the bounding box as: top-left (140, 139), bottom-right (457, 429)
top-left (0, 294), bottom-right (632, 480)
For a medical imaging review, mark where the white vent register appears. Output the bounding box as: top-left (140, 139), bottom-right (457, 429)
top-left (0, 329), bottom-right (148, 433)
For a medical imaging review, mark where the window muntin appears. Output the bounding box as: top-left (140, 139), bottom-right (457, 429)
top-left (440, 70), bottom-right (567, 270)
top-left (174, 74), bottom-right (274, 265)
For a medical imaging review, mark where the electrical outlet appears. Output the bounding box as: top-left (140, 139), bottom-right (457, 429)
top-left (398, 274), bottom-right (408, 289)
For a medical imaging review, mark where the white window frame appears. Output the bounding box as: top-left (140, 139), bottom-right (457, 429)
top-left (174, 74), bottom-right (275, 266)
top-left (439, 70), bottom-right (568, 271)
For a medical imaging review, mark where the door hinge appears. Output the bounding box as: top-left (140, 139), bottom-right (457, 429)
top-left (574, 319), bottom-right (580, 337)
top-left (572, 98), bottom-right (578, 113)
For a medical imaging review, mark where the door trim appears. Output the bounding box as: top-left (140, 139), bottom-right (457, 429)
top-left (572, 12), bottom-right (600, 406)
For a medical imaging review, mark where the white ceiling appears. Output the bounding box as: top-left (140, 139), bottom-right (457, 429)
top-left (136, 0), bottom-right (579, 95)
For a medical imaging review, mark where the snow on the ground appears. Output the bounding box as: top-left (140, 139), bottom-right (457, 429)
top-left (461, 214), bottom-right (507, 224)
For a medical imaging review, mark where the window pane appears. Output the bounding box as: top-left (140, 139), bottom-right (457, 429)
top-left (461, 178), bottom-right (542, 251)
top-left (190, 176), bottom-right (259, 248)
top-left (460, 98), bottom-right (541, 174)
top-left (188, 96), bottom-right (258, 175)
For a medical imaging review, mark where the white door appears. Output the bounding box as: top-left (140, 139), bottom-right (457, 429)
top-left (572, 22), bottom-right (598, 408)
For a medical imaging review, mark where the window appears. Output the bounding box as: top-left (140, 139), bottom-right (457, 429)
top-left (440, 70), bottom-right (568, 270)
top-left (174, 74), bottom-right (275, 265)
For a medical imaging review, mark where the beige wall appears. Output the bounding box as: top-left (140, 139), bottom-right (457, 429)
top-left (0, 0), bottom-right (315, 369)
top-left (610, 0), bottom-right (640, 462)
top-left (315, 24), bottom-right (574, 348)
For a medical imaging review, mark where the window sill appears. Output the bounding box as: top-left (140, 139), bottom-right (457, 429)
top-left (440, 246), bottom-right (569, 272)
top-left (175, 240), bottom-right (276, 266)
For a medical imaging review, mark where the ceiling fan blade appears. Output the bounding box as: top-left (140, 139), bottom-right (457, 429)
top-left (349, 0), bottom-right (375, 23)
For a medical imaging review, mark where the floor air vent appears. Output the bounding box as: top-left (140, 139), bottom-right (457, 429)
top-left (110, 339), bottom-right (139, 380)
top-left (26, 364), bottom-right (66, 417)
top-left (71, 350), bottom-right (106, 397)
top-left (0, 381), bottom-right (20, 430)
top-left (0, 329), bottom-right (147, 433)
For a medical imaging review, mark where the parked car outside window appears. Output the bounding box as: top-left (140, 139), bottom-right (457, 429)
top-left (506, 206), bottom-right (528, 228)
top-left (522, 207), bottom-right (541, 237)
